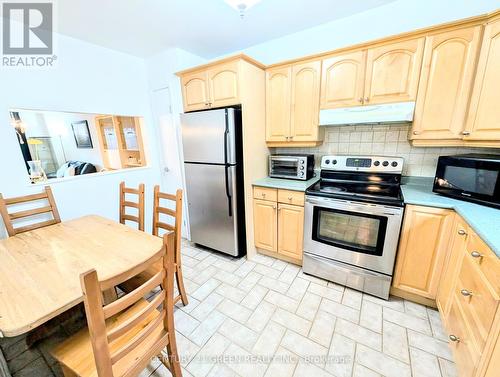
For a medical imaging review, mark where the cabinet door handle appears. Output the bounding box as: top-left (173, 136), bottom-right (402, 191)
top-left (470, 251), bottom-right (483, 258)
top-left (364, 97), bottom-right (370, 103)
top-left (462, 131), bottom-right (471, 136)
top-left (449, 335), bottom-right (460, 342)
top-left (273, 205), bottom-right (277, 209)
top-left (413, 131), bottom-right (420, 135)
top-left (358, 97), bottom-right (364, 103)
top-left (457, 229), bottom-right (467, 236)
top-left (460, 289), bottom-right (473, 297)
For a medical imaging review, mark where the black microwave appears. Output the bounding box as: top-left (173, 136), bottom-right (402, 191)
top-left (433, 154), bottom-right (500, 209)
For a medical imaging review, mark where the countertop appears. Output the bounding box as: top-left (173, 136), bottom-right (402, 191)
top-left (401, 177), bottom-right (500, 257)
top-left (253, 176), bottom-right (320, 192)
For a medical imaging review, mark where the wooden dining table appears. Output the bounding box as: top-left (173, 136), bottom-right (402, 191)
top-left (0, 215), bottom-right (163, 338)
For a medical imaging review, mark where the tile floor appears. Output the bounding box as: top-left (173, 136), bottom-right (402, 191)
top-left (142, 240), bottom-right (458, 377)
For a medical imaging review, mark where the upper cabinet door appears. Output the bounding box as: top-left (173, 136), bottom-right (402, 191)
top-left (465, 19), bottom-right (500, 140)
top-left (290, 60), bottom-right (321, 142)
top-left (181, 70), bottom-right (210, 112)
top-left (365, 38), bottom-right (425, 105)
top-left (321, 50), bottom-right (366, 109)
top-left (266, 66), bottom-right (292, 142)
top-left (412, 26), bottom-right (482, 140)
top-left (207, 61), bottom-right (240, 108)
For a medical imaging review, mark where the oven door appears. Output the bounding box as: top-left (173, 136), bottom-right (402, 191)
top-left (304, 196), bottom-right (403, 275)
top-left (269, 157), bottom-right (300, 179)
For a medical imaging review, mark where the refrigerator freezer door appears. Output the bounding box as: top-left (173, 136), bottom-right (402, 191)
top-left (184, 163), bottom-right (239, 256)
top-left (181, 108), bottom-right (236, 164)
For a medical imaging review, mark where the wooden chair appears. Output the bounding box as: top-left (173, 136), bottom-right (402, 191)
top-left (51, 232), bottom-right (182, 377)
top-left (0, 186), bottom-right (61, 236)
top-left (119, 182), bottom-right (145, 231)
top-left (120, 186), bottom-right (188, 306)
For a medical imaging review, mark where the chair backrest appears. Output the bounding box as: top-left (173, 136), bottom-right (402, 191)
top-left (81, 231), bottom-right (176, 377)
top-left (119, 182), bottom-right (145, 231)
top-left (0, 186), bottom-right (61, 237)
top-left (152, 186), bottom-right (182, 260)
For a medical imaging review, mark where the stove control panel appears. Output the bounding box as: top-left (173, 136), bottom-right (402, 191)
top-left (321, 155), bottom-right (404, 173)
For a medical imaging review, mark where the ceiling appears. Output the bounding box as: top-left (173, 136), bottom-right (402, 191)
top-left (55, 0), bottom-right (397, 58)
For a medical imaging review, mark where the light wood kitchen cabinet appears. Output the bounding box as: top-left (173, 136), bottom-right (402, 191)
top-left (465, 18), bottom-right (500, 141)
top-left (277, 203), bottom-right (304, 260)
top-left (253, 199), bottom-right (277, 252)
top-left (265, 61), bottom-right (323, 147)
top-left (181, 70), bottom-right (210, 112)
top-left (364, 38), bottom-right (425, 105)
top-left (178, 55), bottom-right (265, 112)
top-left (290, 61), bottom-right (322, 142)
top-left (207, 60), bottom-right (239, 108)
top-left (392, 205), bottom-right (454, 299)
top-left (266, 66), bottom-right (291, 142)
top-left (412, 26), bottom-right (482, 141)
top-left (321, 50), bottom-right (366, 109)
top-left (253, 186), bottom-right (305, 264)
top-left (437, 215), bottom-right (469, 319)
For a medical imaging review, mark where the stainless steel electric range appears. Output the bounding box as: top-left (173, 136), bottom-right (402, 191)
top-left (303, 155), bottom-right (405, 300)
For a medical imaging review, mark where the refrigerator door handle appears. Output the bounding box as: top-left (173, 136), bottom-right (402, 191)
top-left (225, 165), bottom-right (233, 217)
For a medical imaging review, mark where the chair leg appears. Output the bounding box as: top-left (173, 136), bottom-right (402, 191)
top-left (175, 265), bottom-right (189, 306)
top-left (166, 333), bottom-right (182, 377)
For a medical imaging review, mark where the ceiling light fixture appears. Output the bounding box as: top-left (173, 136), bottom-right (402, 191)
top-left (224, 0), bottom-right (262, 18)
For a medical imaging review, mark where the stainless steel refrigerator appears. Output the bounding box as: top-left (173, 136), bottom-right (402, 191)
top-left (181, 108), bottom-right (246, 257)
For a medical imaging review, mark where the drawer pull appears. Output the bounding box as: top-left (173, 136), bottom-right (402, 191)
top-left (262, 193), bottom-right (266, 198)
top-left (288, 196), bottom-right (293, 201)
top-left (457, 229), bottom-right (467, 236)
top-left (449, 335), bottom-right (460, 342)
top-left (470, 251), bottom-right (483, 258)
top-left (460, 289), bottom-right (473, 297)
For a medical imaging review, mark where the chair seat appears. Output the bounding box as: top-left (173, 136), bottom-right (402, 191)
top-left (51, 299), bottom-right (168, 377)
top-left (119, 261), bottom-right (162, 294)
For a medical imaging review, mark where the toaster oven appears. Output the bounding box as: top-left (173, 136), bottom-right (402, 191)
top-left (269, 154), bottom-right (315, 180)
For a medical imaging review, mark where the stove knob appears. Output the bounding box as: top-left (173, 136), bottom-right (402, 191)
top-left (391, 161), bottom-right (398, 167)
top-left (374, 161), bottom-right (380, 166)
top-left (325, 159), bottom-right (330, 165)
top-left (332, 160), bottom-right (337, 165)
top-left (300, 166), bottom-right (305, 170)
top-left (382, 161), bottom-right (389, 167)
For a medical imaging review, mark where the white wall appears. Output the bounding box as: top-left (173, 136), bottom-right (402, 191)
top-left (215, 0), bottom-right (500, 65)
top-left (0, 32), bottom-right (162, 237)
top-left (145, 48), bottom-right (206, 236)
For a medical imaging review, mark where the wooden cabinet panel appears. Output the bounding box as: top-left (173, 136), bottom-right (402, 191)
top-left (290, 60), bottom-right (322, 142)
top-left (278, 189), bottom-right (305, 206)
top-left (447, 295), bottom-right (480, 377)
top-left (437, 215), bottom-right (468, 319)
top-left (253, 199), bottom-right (277, 252)
top-left (457, 255), bottom-right (498, 350)
top-left (266, 66), bottom-right (292, 142)
top-left (465, 19), bottom-right (500, 140)
top-left (412, 26), bottom-right (482, 140)
top-left (365, 38), bottom-right (424, 105)
top-left (278, 203), bottom-right (304, 261)
top-left (321, 51), bottom-right (366, 109)
top-left (393, 205), bottom-right (454, 299)
top-left (253, 187), bottom-right (278, 202)
top-left (181, 70), bottom-right (210, 112)
top-left (207, 61), bottom-right (239, 108)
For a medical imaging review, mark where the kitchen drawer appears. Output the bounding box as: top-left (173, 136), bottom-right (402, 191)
top-left (466, 231), bottom-right (500, 296)
top-left (278, 189), bottom-right (305, 206)
top-left (253, 186), bottom-right (277, 202)
top-left (447, 294), bottom-right (480, 377)
top-left (456, 254), bottom-right (498, 350)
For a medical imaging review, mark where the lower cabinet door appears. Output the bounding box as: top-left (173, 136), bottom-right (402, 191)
top-left (253, 199), bottom-right (277, 252)
top-left (393, 205), bottom-right (455, 299)
top-left (277, 203), bottom-right (304, 261)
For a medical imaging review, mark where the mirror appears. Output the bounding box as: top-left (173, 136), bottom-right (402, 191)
top-left (9, 109), bottom-right (147, 183)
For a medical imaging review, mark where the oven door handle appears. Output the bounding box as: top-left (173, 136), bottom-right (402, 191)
top-left (306, 197), bottom-right (402, 216)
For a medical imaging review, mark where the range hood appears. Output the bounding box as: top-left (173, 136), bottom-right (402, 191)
top-left (319, 101), bottom-right (415, 126)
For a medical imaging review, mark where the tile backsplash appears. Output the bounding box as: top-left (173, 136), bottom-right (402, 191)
top-left (274, 124), bottom-right (500, 176)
